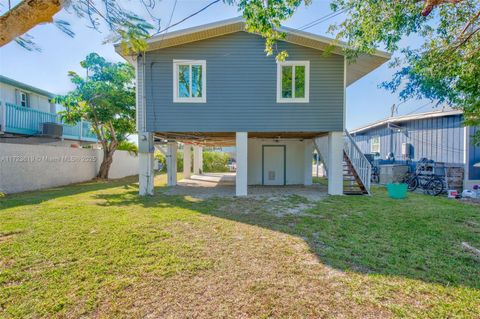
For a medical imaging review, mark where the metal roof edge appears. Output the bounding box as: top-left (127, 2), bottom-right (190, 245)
top-left (350, 109), bottom-right (464, 134)
top-left (0, 75), bottom-right (56, 99)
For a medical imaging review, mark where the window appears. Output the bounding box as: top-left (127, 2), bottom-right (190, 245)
top-left (371, 136), bottom-right (381, 154)
top-left (277, 61), bottom-right (309, 103)
top-left (19, 91), bottom-right (29, 107)
top-left (173, 60), bottom-right (206, 103)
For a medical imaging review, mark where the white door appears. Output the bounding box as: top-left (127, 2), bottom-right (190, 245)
top-left (263, 146), bottom-right (285, 185)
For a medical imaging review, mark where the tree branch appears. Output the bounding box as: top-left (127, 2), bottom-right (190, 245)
top-left (420, 0), bottom-right (464, 16)
top-left (0, 0), bottom-right (65, 47)
top-left (107, 120), bottom-right (118, 152)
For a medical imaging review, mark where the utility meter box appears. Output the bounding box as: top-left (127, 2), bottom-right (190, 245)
top-left (138, 133), bottom-right (154, 153)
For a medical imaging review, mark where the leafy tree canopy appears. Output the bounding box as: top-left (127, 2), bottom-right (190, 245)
top-left (55, 53), bottom-right (136, 178)
top-left (2, 0), bottom-right (478, 143)
top-left (240, 0), bottom-right (480, 142)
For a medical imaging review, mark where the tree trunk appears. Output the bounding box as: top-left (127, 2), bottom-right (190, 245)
top-left (97, 149), bottom-right (115, 180)
top-left (0, 0), bottom-right (64, 47)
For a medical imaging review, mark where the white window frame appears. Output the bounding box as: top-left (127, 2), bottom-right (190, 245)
top-left (173, 60), bottom-right (206, 103)
top-left (19, 91), bottom-right (29, 107)
top-left (371, 136), bottom-right (381, 154)
top-left (276, 60), bottom-right (310, 103)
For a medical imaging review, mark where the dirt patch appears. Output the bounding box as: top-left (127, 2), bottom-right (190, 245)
top-left (216, 195), bottom-right (322, 218)
top-left (460, 198), bottom-right (480, 206)
top-left (0, 230), bottom-right (23, 243)
top-left (165, 180), bottom-right (328, 203)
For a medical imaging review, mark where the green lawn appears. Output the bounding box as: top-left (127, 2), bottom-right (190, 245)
top-left (0, 175), bottom-right (479, 318)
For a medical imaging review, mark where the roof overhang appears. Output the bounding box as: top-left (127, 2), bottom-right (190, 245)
top-left (350, 109), bottom-right (464, 134)
top-left (115, 17), bottom-right (390, 86)
top-left (0, 75), bottom-right (55, 98)
top-left (154, 131), bottom-right (328, 147)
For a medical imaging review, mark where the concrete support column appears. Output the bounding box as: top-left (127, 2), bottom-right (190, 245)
top-left (236, 132), bottom-right (248, 196)
top-left (167, 142), bottom-right (178, 186)
top-left (183, 144), bottom-right (192, 179)
top-left (328, 131), bottom-right (344, 195)
top-left (193, 145), bottom-right (203, 175)
top-left (304, 139), bottom-right (313, 186)
top-left (138, 132), bottom-right (154, 196)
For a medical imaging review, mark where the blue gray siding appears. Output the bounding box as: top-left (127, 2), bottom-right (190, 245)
top-left (469, 126), bottom-right (480, 180)
top-left (352, 114), bottom-right (480, 180)
top-left (144, 31), bottom-right (344, 132)
top-left (353, 115), bottom-right (465, 164)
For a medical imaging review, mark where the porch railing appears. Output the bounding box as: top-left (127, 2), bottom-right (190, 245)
top-left (344, 129), bottom-right (371, 194)
top-left (2, 103), bottom-right (97, 142)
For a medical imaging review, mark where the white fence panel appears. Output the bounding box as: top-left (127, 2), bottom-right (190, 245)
top-left (0, 143), bottom-right (138, 194)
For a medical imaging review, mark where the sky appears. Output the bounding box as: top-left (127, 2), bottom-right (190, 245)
top-left (0, 0), bottom-right (437, 130)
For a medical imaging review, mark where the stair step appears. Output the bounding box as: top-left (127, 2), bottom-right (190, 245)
top-left (344, 190), bottom-right (367, 195)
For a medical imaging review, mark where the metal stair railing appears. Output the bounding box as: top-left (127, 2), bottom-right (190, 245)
top-left (344, 129), bottom-right (371, 195)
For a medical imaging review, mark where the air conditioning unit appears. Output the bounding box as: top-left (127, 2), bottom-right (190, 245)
top-left (40, 122), bottom-right (63, 138)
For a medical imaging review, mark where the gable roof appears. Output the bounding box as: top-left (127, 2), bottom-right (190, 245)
top-left (115, 17), bottom-right (390, 86)
top-left (0, 75), bottom-right (55, 98)
top-left (350, 109), bottom-right (464, 134)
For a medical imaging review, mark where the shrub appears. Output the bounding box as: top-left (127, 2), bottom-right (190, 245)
top-left (117, 140), bottom-right (138, 155)
top-left (154, 149), bottom-right (229, 173)
top-left (154, 150), bottom-right (184, 172)
top-left (203, 151), bottom-right (229, 173)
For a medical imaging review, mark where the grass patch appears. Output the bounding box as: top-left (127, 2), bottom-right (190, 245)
top-left (0, 175), bottom-right (479, 318)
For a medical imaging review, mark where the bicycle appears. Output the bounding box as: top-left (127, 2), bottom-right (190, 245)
top-left (371, 165), bottom-right (380, 184)
top-left (402, 172), bottom-right (444, 196)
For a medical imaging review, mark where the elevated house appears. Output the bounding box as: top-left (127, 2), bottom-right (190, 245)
top-left (115, 17), bottom-right (390, 196)
top-left (351, 109), bottom-right (480, 189)
top-left (0, 75), bottom-right (97, 145)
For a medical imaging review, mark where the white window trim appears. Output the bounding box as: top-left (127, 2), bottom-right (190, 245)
top-left (371, 136), bottom-right (381, 153)
top-left (173, 59), bottom-right (206, 103)
top-left (19, 91), bottom-right (29, 107)
top-left (276, 60), bottom-right (310, 103)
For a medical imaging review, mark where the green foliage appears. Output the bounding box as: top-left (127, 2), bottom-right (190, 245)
top-left (238, 0), bottom-right (480, 142)
top-left (154, 150), bottom-right (184, 173)
top-left (330, 0), bottom-right (480, 142)
top-left (55, 53), bottom-right (136, 149)
top-left (0, 177), bottom-right (479, 317)
top-left (55, 53), bottom-right (136, 178)
top-left (177, 151), bottom-right (184, 173)
top-left (203, 151), bottom-right (230, 173)
top-left (154, 150), bottom-right (229, 173)
top-left (14, 1), bottom-right (155, 53)
top-left (117, 140), bottom-right (139, 155)
top-left (232, 0), bottom-right (308, 60)
top-left (154, 151), bottom-right (167, 172)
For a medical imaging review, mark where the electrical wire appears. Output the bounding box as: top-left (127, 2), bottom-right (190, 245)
top-left (299, 9), bottom-right (348, 31)
top-left (152, 0), bottom-right (221, 36)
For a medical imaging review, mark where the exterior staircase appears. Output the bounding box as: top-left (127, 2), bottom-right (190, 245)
top-left (314, 130), bottom-right (371, 195)
top-left (343, 152), bottom-right (368, 195)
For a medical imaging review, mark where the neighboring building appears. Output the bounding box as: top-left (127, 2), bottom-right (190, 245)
top-left (0, 75), bottom-right (97, 145)
top-left (350, 109), bottom-right (480, 189)
top-left (115, 17), bottom-right (390, 196)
